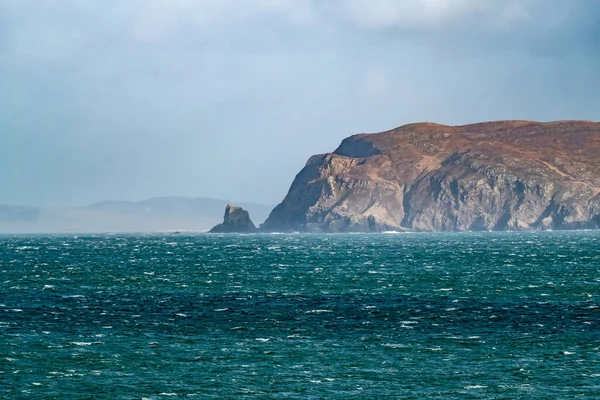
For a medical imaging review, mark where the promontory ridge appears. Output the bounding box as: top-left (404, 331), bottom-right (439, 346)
top-left (258, 120), bottom-right (600, 232)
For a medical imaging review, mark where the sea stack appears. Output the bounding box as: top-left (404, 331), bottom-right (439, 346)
top-left (210, 204), bottom-right (256, 233)
top-left (261, 120), bottom-right (600, 232)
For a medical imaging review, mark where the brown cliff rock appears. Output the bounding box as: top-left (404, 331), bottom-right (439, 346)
top-left (210, 204), bottom-right (256, 233)
top-left (261, 120), bottom-right (600, 232)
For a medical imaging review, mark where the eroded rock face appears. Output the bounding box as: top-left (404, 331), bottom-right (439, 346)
top-left (261, 120), bottom-right (600, 232)
top-left (210, 204), bottom-right (256, 233)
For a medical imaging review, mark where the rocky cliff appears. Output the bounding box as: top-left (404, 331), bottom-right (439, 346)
top-left (210, 204), bottom-right (256, 233)
top-left (262, 121), bottom-right (600, 232)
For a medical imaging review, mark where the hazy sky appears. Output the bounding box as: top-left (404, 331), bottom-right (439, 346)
top-left (1, 0), bottom-right (599, 207)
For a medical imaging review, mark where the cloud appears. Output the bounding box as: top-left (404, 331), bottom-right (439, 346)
top-left (124, 0), bottom-right (534, 34)
top-left (0, 0), bottom-right (593, 61)
top-left (335, 0), bottom-right (483, 29)
top-left (331, 0), bottom-right (573, 32)
top-left (128, 0), bottom-right (315, 41)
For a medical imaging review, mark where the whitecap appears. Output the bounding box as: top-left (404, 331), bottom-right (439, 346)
top-left (382, 343), bottom-right (409, 348)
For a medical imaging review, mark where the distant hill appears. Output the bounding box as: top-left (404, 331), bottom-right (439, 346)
top-left (0, 197), bottom-right (273, 233)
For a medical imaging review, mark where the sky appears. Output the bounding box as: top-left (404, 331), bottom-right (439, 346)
top-left (1, 0), bottom-right (599, 207)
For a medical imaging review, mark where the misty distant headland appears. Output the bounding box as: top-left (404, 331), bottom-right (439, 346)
top-left (0, 197), bottom-right (272, 233)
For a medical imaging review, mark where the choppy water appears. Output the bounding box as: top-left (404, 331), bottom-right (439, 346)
top-left (1, 231), bottom-right (600, 399)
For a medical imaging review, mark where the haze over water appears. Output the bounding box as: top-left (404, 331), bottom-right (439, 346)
top-left (2, 231), bottom-right (599, 398)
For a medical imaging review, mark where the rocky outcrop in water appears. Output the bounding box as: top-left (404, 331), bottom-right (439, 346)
top-left (261, 120), bottom-right (600, 232)
top-left (210, 204), bottom-right (256, 233)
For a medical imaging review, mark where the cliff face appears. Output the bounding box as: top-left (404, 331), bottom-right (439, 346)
top-left (210, 205), bottom-right (256, 233)
top-left (262, 121), bottom-right (600, 232)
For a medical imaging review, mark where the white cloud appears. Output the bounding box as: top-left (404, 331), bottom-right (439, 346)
top-left (333, 0), bottom-right (534, 30)
top-left (338, 0), bottom-right (468, 29)
top-left (0, 0), bottom-right (585, 67)
top-left (128, 0), bottom-right (315, 41)
top-left (128, 0), bottom-right (482, 33)
top-left (123, 0), bottom-right (540, 36)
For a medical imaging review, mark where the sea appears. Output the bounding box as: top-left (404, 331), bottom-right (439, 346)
top-left (1, 231), bottom-right (599, 399)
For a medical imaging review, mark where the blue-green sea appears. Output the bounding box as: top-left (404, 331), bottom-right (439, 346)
top-left (1, 231), bottom-right (600, 399)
